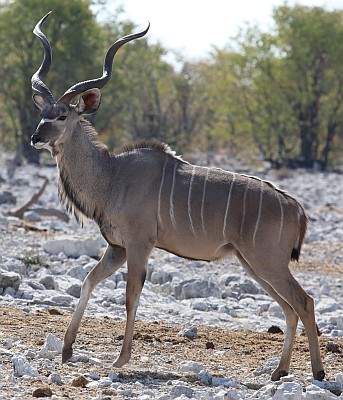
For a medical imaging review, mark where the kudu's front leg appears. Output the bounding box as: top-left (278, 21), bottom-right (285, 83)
top-left (113, 241), bottom-right (152, 368)
top-left (62, 245), bottom-right (126, 363)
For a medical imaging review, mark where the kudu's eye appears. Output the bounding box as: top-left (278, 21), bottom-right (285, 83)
top-left (57, 115), bottom-right (67, 121)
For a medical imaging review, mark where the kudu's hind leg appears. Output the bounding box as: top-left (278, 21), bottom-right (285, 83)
top-left (62, 245), bottom-right (126, 363)
top-left (253, 262), bottom-right (324, 381)
top-left (113, 241), bottom-right (152, 368)
top-left (236, 252), bottom-right (298, 380)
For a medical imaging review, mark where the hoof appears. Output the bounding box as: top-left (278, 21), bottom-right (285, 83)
top-left (316, 370), bottom-right (325, 381)
top-left (113, 359), bottom-right (125, 368)
top-left (113, 356), bottom-right (129, 368)
top-left (271, 369), bottom-right (288, 381)
top-left (62, 347), bottom-right (73, 363)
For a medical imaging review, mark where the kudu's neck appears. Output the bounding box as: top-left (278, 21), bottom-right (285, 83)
top-left (56, 120), bottom-right (113, 225)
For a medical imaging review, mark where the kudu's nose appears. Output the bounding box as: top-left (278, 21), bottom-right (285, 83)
top-left (31, 132), bottom-right (41, 146)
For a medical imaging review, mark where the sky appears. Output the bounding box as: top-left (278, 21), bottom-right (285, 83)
top-left (110, 0), bottom-right (342, 60)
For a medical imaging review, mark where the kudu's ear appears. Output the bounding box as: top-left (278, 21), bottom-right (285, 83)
top-left (33, 93), bottom-right (47, 110)
top-left (76, 88), bottom-right (101, 115)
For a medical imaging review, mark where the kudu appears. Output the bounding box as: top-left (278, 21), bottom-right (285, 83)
top-left (30, 13), bottom-right (325, 381)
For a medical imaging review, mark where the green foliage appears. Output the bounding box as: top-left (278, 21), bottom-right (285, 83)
top-left (0, 2), bottom-right (342, 169)
top-left (18, 251), bottom-right (49, 269)
top-left (207, 5), bottom-right (343, 169)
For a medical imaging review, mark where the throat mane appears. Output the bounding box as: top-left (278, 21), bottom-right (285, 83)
top-left (57, 156), bottom-right (105, 227)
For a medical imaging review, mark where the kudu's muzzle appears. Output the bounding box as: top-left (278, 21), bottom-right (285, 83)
top-left (31, 120), bottom-right (53, 147)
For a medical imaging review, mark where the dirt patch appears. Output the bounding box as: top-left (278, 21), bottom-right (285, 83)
top-left (1, 306), bottom-right (342, 398)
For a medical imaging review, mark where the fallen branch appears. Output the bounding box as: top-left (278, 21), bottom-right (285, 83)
top-left (7, 178), bottom-right (69, 223)
top-left (32, 207), bottom-right (69, 223)
top-left (8, 177), bottom-right (49, 219)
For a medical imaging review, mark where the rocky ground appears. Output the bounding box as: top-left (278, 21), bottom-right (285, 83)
top-left (0, 152), bottom-right (342, 399)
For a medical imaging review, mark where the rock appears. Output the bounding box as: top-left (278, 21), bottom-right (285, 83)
top-left (267, 302), bottom-right (284, 319)
top-left (0, 191), bottom-right (16, 204)
top-left (253, 383), bottom-right (277, 399)
top-left (316, 298), bottom-right (341, 314)
top-left (150, 266), bottom-right (182, 285)
top-left (273, 382), bottom-right (303, 399)
top-left (48, 373), bottom-right (63, 385)
top-left (178, 361), bottom-right (204, 374)
top-left (39, 275), bottom-right (57, 290)
top-left (71, 375), bottom-right (89, 388)
top-left (174, 279), bottom-right (221, 300)
top-left (326, 341), bottom-right (342, 353)
top-left (45, 334), bottom-right (63, 353)
top-left (305, 383), bottom-right (340, 399)
top-left (170, 384), bottom-right (195, 399)
top-left (66, 283), bottom-right (81, 298)
top-left (37, 347), bottom-right (54, 360)
top-left (178, 325), bottom-right (198, 339)
top-left (253, 357), bottom-right (280, 376)
top-left (24, 211), bottom-right (41, 222)
top-left (197, 370), bottom-right (213, 385)
top-left (313, 380), bottom-right (343, 397)
top-left (0, 270), bottom-right (21, 291)
top-left (43, 236), bottom-right (105, 258)
top-left (12, 354), bottom-right (39, 377)
top-left (267, 325), bottom-right (283, 334)
top-left (28, 280), bottom-right (46, 290)
top-left (50, 294), bottom-right (75, 306)
top-left (68, 265), bottom-right (87, 281)
top-left (32, 387), bottom-right (53, 397)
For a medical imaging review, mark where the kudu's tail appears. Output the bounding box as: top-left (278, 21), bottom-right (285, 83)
top-left (291, 206), bottom-right (308, 262)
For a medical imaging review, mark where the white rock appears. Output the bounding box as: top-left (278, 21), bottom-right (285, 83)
top-left (108, 371), bottom-right (118, 381)
top-left (273, 382), bottom-right (303, 399)
top-left (221, 389), bottom-right (243, 399)
top-left (68, 265), bottom-right (87, 281)
top-left (12, 354), bottom-right (39, 377)
top-left (178, 325), bottom-right (198, 339)
top-left (45, 334), bottom-right (63, 353)
top-left (212, 377), bottom-right (240, 388)
top-left (170, 385), bottom-right (195, 399)
top-left (43, 236), bottom-right (105, 258)
top-left (304, 383), bottom-right (339, 399)
top-left (197, 370), bottom-right (213, 385)
top-left (0, 270), bottom-right (21, 290)
top-left (267, 302), bottom-right (284, 318)
top-left (48, 372), bottom-right (63, 385)
top-left (253, 382), bottom-right (277, 399)
top-left (37, 347), bottom-right (54, 360)
top-left (174, 279), bottom-right (221, 300)
top-left (39, 275), bottom-right (57, 290)
top-left (316, 298), bottom-right (341, 314)
top-left (253, 357), bottom-right (280, 376)
top-left (178, 361), bottom-right (204, 374)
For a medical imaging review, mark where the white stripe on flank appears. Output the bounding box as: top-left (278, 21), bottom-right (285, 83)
top-left (223, 172), bottom-right (236, 239)
top-left (169, 160), bottom-right (177, 227)
top-left (240, 179), bottom-right (250, 238)
top-left (158, 156), bottom-right (168, 227)
top-left (201, 168), bottom-right (210, 234)
top-left (253, 179), bottom-right (264, 246)
top-left (188, 166), bottom-right (197, 236)
top-left (277, 191), bottom-right (284, 244)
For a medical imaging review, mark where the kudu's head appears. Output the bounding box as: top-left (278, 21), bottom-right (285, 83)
top-left (31, 12), bottom-right (149, 153)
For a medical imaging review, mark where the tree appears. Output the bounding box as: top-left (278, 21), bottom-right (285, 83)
top-left (274, 5), bottom-right (343, 169)
top-left (208, 5), bottom-right (343, 169)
